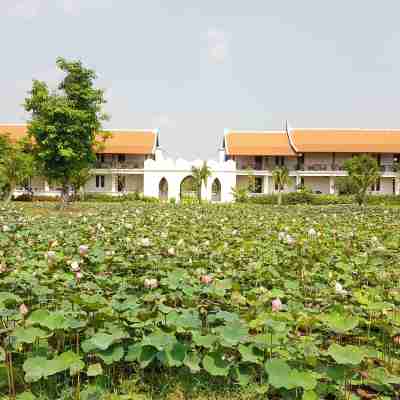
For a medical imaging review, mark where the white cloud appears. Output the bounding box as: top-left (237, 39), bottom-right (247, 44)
top-left (7, 0), bottom-right (43, 19)
top-left (206, 29), bottom-right (229, 64)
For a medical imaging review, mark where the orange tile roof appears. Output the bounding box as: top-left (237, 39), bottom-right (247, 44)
top-left (96, 130), bottom-right (157, 154)
top-left (0, 125), bottom-right (28, 143)
top-left (0, 125), bottom-right (157, 154)
top-left (225, 130), bottom-right (296, 156)
top-left (291, 129), bottom-right (400, 153)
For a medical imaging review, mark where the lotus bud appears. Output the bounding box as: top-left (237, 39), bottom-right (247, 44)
top-left (140, 238), bottom-right (151, 247)
top-left (201, 275), bottom-right (213, 285)
top-left (19, 303), bottom-right (29, 316)
top-left (0, 263), bottom-right (6, 273)
top-left (79, 245), bottom-right (89, 257)
top-left (271, 298), bottom-right (282, 312)
top-left (2, 225), bottom-right (10, 232)
top-left (168, 247), bottom-right (175, 256)
top-left (335, 282), bottom-right (348, 295)
top-left (71, 261), bottom-right (80, 272)
top-left (75, 271), bottom-right (83, 280)
top-left (45, 251), bottom-right (56, 263)
top-left (308, 228), bottom-right (317, 237)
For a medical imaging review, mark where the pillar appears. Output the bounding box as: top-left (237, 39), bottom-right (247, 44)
top-left (44, 181), bottom-right (50, 192)
top-left (263, 176), bottom-right (270, 194)
top-left (111, 175), bottom-right (117, 193)
top-left (329, 176), bottom-right (335, 194)
top-left (395, 177), bottom-right (400, 195)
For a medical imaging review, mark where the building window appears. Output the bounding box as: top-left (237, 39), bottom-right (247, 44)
top-left (275, 156), bottom-right (285, 167)
top-left (118, 154), bottom-right (126, 163)
top-left (255, 156), bottom-right (263, 170)
top-left (252, 177), bottom-right (263, 193)
top-left (96, 175), bottom-right (105, 188)
top-left (371, 178), bottom-right (380, 192)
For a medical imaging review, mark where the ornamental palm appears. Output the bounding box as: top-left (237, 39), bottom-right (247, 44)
top-left (272, 166), bottom-right (290, 206)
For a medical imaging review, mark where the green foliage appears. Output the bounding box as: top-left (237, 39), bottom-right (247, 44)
top-left (0, 202), bottom-right (399, 399)
top-left (344, 155), bottom-right (380, 206)
top-left (0, 134), bottom-right (36, 201)
top-left (24, 57), bottom-right (108, 201)
top-left (190, 162), bottom-right (212, 202)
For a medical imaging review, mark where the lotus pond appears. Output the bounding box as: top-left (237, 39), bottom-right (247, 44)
top-left (0, 202), bottom-right (400, 400)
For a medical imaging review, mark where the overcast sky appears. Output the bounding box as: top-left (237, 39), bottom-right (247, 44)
top-left (2, 0), bottom-right (400, 159)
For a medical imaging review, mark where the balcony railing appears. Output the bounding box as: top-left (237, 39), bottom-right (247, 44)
top-left (94, 161), bottom-right (144, 169)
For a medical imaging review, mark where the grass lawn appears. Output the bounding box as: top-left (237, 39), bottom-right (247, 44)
top-left (0, 202), bottom-right (399, 400)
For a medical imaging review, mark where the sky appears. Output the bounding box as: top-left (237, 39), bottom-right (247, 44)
top-left (1, 0), bottom-right (400, 159)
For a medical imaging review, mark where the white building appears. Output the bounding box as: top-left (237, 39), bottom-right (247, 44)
top-left (2, 122), bottom-right (400, 200)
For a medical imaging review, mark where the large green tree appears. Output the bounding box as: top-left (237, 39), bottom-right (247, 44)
top-left (0, 135), bottom-right (35, 202)
top-left (24, 57), bottom-right (108, 202)
top-left (272, 166), bottom-right (290, 205)
top-left (344, 154), bottom-right (380, 206)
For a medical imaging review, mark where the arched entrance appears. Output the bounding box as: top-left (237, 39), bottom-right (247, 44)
top-left (211, 178), bottom-right (221, 202)
top-left (180, 176), bottom-right (197, 201)
top-left (159, 177), bottom-right (168, 201)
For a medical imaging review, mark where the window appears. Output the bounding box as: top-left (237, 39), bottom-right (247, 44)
top-left (96, 154), bottom-right (105, 163)
top-left (96, 175), bottom-right (105, 188)
top-left (275, 156), bottom-right (285, 166)
top-left (118, 154), bottom-right (126, 163)
top-left (255, 156), bottom-right (263, 170)
top-left (370, 178), bottom-right (380, 192)
top-left (253, 177), bottom-right (263, 193)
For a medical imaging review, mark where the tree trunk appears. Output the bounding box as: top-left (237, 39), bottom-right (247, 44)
top-left (60, 183), bottom-right (70, 205)
top-left (5, 182), bottom-right (16, 203)
top-left (277, 190), bottom-right (282, 206)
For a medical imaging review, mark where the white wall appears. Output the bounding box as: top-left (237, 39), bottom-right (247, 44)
top-left (144, 154), bottom-right (236, 202)
top-left (303, 177), bottom-right (330, 193)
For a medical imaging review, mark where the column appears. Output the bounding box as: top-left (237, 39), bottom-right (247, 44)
top-left (111, 175), bottom-right (117, 193)
top-left (263, 175), bottom-right (270, 194)
top-left (329, 176), bottom-right (335, 194)
top-left (44, 181), bottom-right (50, 193)
top-left (395, 177), bottom-right (400, 195)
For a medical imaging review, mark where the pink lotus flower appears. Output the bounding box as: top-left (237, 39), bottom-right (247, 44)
top-left (19, 303), bottom-right (29, 316)
top-left (0, 263), bottom-right (7, 273)
top-left (201, 275), bottom-right (213, 285)
top-left (79, 245), bottom-right (89, 257)
top-left (271, 298), bottom-right (282, 312)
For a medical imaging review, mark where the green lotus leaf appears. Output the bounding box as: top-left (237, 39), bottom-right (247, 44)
top-left (327, 343), bottom-right (365, 365)
top-left (57, 351), bottom-right (84, 375)
top-left (141, 331), bottom-right (177, 351)
top-left (302, 390), bottom-right (318, 400)
top-left (264, 359), bottom-right (293, 389)
top-left (23, 357), bottom-right (47, 382)
top-left (159, 342), bottom-right (188, 367)
top-left (96, 345), bottom-right (124, 365)
top-left (232, 364), bottom-right (252, 386)
top-left (321, 313), bottom-right (359, 334)
top-left (238, 344), bottom-right (263, 364)
top-left (90, 332), bottom-right (115, 351)
top-left (202, 351), bottom-right (230, 377)
top-left (87, 363), bottom-right (103, 377)
top-left (192, 332), bottom-right (217, 348)
top-left (184, 352), bottom-right (201, 373)
top-left (138, 346), bottom-right (158, 369)
top-left (369, 367), bottom-right (400, 385)
top-left (12, 326), bottom-right (48, 344)
top-left (16, 392), bottom-right (36, 400)
top-left (174, 310), bottom-right (201, 330)
top-left (215, 320), bottom-right (248, 346)
top-left (125, 344), bottom-right (142, 362)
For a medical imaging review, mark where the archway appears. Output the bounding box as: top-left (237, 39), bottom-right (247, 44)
top-left (180, 175), bottom-right (197, 201)
top-left (211, 178), bottom-right (221, 202)
top-left (159, 177), bottom-right (168, 200)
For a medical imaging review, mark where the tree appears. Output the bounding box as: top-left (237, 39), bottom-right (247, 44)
top-left (344, 154), bottom-right (380, 206)
top-left (0, 135), bottom-right (36, 202)
top-left (272, 166), bottom-right (290, 205)
top-left (191, 162), bottom-right (212, 202)
top-left (24, 57), bottom-right (108, 203)
top-left (70, 167), bottom-right (92, 201)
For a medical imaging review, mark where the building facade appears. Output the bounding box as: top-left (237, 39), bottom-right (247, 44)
top-left (1, 122), bottom-right (400, 201)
